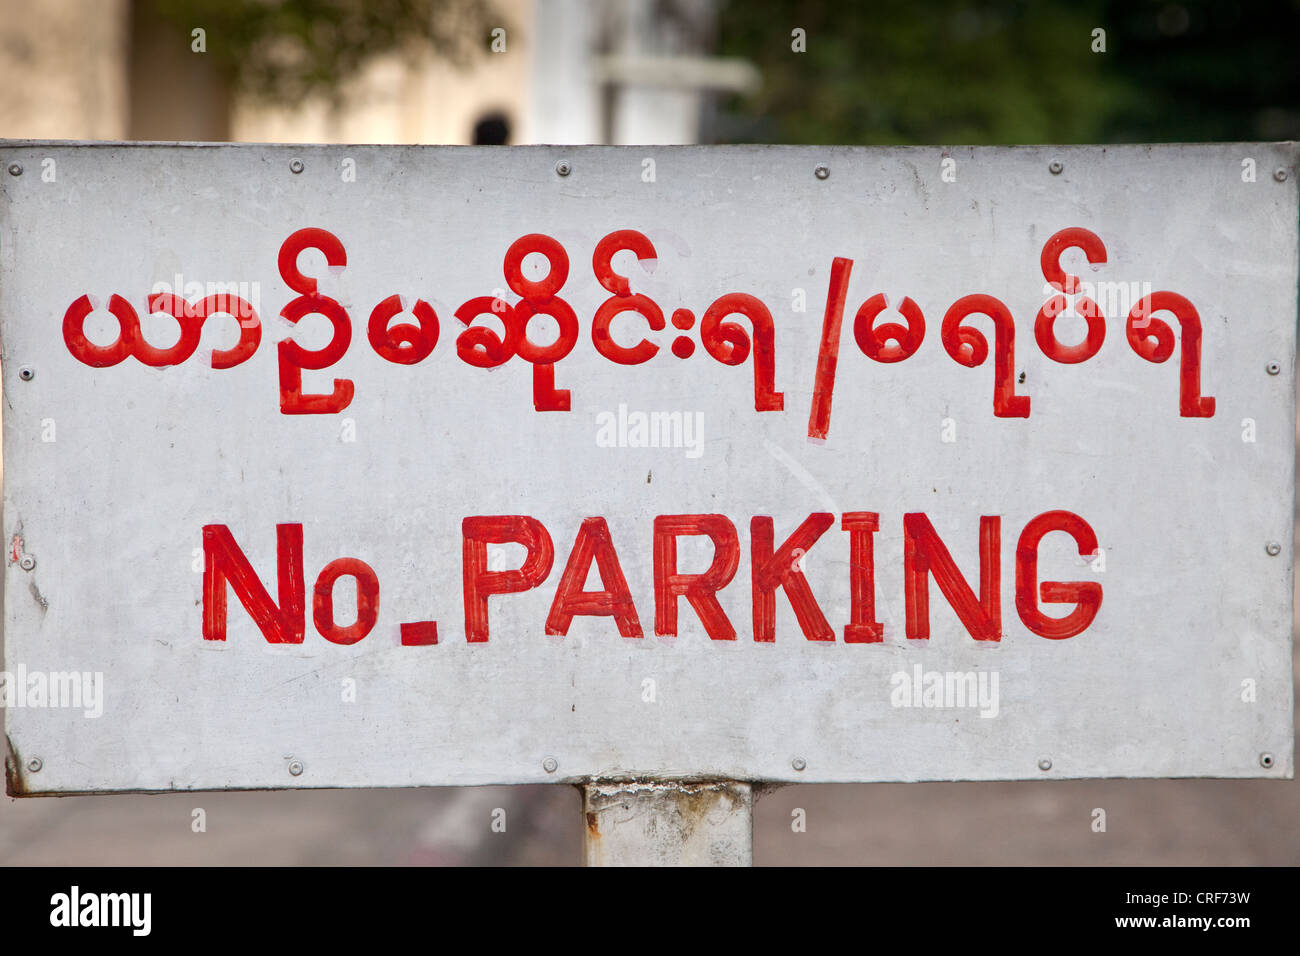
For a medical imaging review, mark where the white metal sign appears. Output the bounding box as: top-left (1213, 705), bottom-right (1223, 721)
top-left (1, 142), bottom-right (1294, 794)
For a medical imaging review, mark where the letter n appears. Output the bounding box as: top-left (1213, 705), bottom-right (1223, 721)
top-left (903, 513), bottom-right (1001, 641)
top-left (203, 524), bottom-right (305, 642)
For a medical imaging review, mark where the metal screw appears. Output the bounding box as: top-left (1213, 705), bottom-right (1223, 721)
top-left (791, 756), bottom-right (807, 771)
top-left (814, 164), bottom-right (829, 180)
top-left (289, 159), bottom-right (304, 174)
top-left (1038, 758), bottom-right (1053, 771)
top-left (18, 365), bottom-right (34, 381)
top-left (1260, 752), bottom-right (1275, 769)
top-left (542, 756), bottom-right (558, 773)
top-left (7, 162), bottom-right (22, 177)
top-left (287, 759), bottom-right (304, 776)
top-left (18, 555), bottom-right (35, 571)
top-left (1265, 541), bottom-right (1282, 556)
top-left (555, 160), bottom-right (571, 177)
top-left (27, 757), bottom-right (42, 773)
top-left (1275, 168), bottom-right (1288, 183)
top-left (1048, 160), bottom-right (1063, 175)
top-left (1266, 361), bottom-right (1281, 375)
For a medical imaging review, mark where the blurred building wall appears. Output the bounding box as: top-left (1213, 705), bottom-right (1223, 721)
top-left (0, 0), bottom-right (130, 139)
top-left (233, 0), bottom-right (536, 145)
top-left (129, 0), bottom-right (232, 141)
top-left (0, 0), bottom-right (728, 146)
top-left (530, 0), bottom-right (719, 145)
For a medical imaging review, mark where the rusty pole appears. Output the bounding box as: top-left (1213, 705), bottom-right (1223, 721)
top-left (581, 780), bottom-right (753, 866)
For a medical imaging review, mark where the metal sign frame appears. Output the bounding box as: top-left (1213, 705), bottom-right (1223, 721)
top-left (0, 142), bottom-right (1294, 799)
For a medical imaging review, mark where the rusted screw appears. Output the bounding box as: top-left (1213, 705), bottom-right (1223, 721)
top-left (554, 160), bottom-right (571, 177)
top-left (1274, 168), bottom-right (1288, 183)
top-left (7, 162), bottom-right (22, 177)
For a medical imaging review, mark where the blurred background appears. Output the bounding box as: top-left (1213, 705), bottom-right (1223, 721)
top-left (1, 0), bottom-right (1297, 865)
top-left (4, 0), bottom-right (1299, 147)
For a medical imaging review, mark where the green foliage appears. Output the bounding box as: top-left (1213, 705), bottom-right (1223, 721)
top-left (716, 0), bottom-right (1300, 144)
top-left (147, 0), bottom-right (503, 104)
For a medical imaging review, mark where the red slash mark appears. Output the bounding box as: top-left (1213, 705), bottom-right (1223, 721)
top-left (807, 257), bottom-right (853, 441)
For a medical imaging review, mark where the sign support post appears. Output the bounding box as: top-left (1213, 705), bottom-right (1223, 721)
top-left (582, 780), bottom-right (753, 866)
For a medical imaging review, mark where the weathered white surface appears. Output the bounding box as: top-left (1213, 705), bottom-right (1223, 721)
top-left (0, 143), bottom-right (1294, 793)
top-left (583, 781), bottom-right (752, 866)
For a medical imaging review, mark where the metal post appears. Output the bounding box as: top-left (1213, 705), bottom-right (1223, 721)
top-left (582, 780), bottom-right (752, 866)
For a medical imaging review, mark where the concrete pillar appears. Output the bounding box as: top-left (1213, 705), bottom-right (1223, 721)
top-left (582, 781), bottom-right (752, 866)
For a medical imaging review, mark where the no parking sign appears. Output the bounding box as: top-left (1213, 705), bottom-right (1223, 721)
top-left (1, 142), bottom-right (1293, 793)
